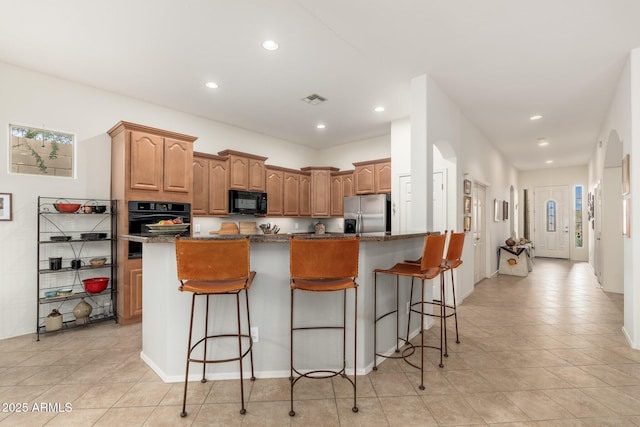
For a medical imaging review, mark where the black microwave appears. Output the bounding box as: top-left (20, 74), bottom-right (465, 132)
top-left (229, 190), bottom-right (267, 215)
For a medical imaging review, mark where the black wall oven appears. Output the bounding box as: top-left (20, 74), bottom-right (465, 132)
top-left (128, 201), bottom-right (191, 259)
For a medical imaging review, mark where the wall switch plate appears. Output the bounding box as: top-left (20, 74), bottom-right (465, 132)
top-left (294, 223), bottom-right (299, 229)
top-left (194, 224), bottom-right (201, 233)
top-left (250, 327), bottom-right (259, 343)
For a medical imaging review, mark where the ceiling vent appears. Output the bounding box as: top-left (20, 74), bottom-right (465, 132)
top-left (301, 93), bottom-right (327, 105)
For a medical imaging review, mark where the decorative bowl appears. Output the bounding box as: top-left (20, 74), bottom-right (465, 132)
top-left (54, 203), bottom-right (81, 213)
top-left (89, 257), bottom-right (107, 267)
top-left (146, 223), bottom-right (190, 234)
top-left (56, 288), bottom-right (73, 297)
top-left (82, 277), bottom-right (109, 294)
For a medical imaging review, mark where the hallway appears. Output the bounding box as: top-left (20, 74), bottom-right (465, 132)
top-left (0, 258), bottom-right (639, 426)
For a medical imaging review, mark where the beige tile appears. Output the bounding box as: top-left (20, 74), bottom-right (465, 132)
top-left (545, 366), bottom-right (610, 388)
top-left (379, 395), bottom-right (438, 426)
top-left (161, 380), bottom-right (213, 406)
top-left (0, 410), bottom-right (57, 426)
top-left (204, 378), bottom-right (254, 404)
top-left (290, 399), bottom-right (340, 426)
top-left (505, 390), bottom-right (575, 421)
top-left (580, 386), bottom-right (640, 416)
top-left (247, 377), bottom-right (291, 402)
top-left (580, 417), bottom-right (638, 427)
top-left (93, 406), bottom-right (155, 426)
top-left (336, 397), bottom-right (388, 426)
top-left (333, 374), bottom-right (376, 398)
top-left (368, 371), bottom-right (416, 397)
top-left (144, 404), bottom-right (200, 426)
top-left (543, 388), bottom-right (618, 418)
top-left (73, 382), bottom-right (135, 409)
top-left (113, 381), bottom-right (173, 407)
top-left (240, 400), bottom-right (293, 426)
top-left (579, 365), bottom-right (640, 386)
top-left (421, 394), bottom-right (484, 426)
top-left (45, 408), bottom-right (108, 426)
top-left (442, 369), bottom-right (496, 393)
top-left (463, 391), bottom-right (530, 424)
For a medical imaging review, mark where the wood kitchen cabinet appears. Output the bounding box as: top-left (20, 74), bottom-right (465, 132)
top-left (353, 158), bottom-right (391, 195)
top-left (302, 167), bottom-right (338, 218)
top-left (108, 121), bottom-right (197, 324)
top-left (283, 171), bottom-right (300, 216)
top-left (298, 172), bottom-right (311, 216)
top-left (266, 167), bottom-right (284, 216)
top-left (193, 152), bottom-right (229, 216)
top-left (218, 150), bottom-right (267, 192)
top-left (330, 170), bottom-right (354, 216)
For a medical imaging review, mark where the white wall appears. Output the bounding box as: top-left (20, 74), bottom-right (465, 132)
top-left (0, 62), bottom-right (319, 339)
top-left (588, 48), bottom-right (640, 348)
top-left (518, 166), bottom-right (589, 262)
top-left (317, 135), bottom-right (390, 171)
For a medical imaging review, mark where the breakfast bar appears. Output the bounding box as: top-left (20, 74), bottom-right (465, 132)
top-left (121, 232), bottom-right (430, 383)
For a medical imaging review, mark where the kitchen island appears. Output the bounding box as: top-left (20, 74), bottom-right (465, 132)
top-left (121, 232), bottom-right (432, 383)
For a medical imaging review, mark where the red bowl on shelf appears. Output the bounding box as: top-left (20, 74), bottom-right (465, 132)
top-left (54, 203), bottom-right (81, 213)
top-left (82, 277), bottom-right (109, 294)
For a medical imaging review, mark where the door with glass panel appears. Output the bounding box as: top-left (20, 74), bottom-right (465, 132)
top-left (534, 185), bottom-right (570, 258)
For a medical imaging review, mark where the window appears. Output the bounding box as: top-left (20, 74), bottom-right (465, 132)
top-left (575, 186), bottom-right (583, 247)
top-left (546, 200), bottom-right (556, 232)
top-left (9, 124), bottom-right (74, 177)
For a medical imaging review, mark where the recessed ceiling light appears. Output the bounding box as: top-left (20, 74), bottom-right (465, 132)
top-left (537, 138), bottom-right (549, 146)
top-left (205, 81), bottom-right (219, 89)
top-left (316, 124), bottom-right (326, 129)
top-left (374, 106), bottom-right (385, 113)
top-left (262, 40), bottom-right (279, 51)
top-left (530, 115), bottom-right (543, 121)
top-left (545, 160), bottom-right (553, 164)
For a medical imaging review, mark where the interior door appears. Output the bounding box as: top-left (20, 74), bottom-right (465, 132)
top-left (473, 182), bottom-right (487, 283)
top-left (399, 175), bottom-right (412, 233)
top-left (433, 170), bottom-right (446, 233)
top-left (534, 185), bottom-right (570, 258)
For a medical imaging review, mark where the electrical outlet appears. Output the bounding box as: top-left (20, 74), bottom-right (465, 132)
top-left (294, 223), bottom-right (299, 229)
top-left (250, 326), bottom-right (259, 343)
top-left (194, 223), bottom-right (201, 233)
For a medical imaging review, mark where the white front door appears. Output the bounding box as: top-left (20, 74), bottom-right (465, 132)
top-left (473, 182), bottom-right (487, 284)
top-left (534, 185), bottom-right (570, 258)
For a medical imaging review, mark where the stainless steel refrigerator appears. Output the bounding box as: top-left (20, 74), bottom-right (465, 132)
top-left (343, 194), bottom-right (391, 235)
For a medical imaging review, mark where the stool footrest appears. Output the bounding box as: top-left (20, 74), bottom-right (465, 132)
top-left (188, 333), bottom-right (253, 365)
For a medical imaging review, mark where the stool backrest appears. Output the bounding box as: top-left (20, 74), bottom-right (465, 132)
top-left (445, 231), bottom-right (465, 262)
top-left (176, 237), bottom-right (250, 281)
top-left (290, 237), bottom-right (359, 280)
top-left (420, 233), bottom-right (447, 272)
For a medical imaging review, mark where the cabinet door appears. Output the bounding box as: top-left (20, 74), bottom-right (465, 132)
top-left (299, 174), bottom-right (311, 216)
top-left (130, 131), bottom-right (163, 191)
top-left (209, 158), bottom-right (229, 215)
top-left (266, 169), bottom-right (284, 216)
top-left (228, 155), bottom-right (249, 190)
top-left (164, 138), bottom-right (192, 193)
top-left (283, 172), bottom-right (300, 216)
top-left (248, 159), bottom-right (266, 192)
top-left (192, 157), bottom-right (209, 215)
top-left (129, 266), bottom-right (143, 318)
top-left (311, 170), bottom-right (331, 217)
top-left (355, 164), bottom-right (375, 195)
top-left (375, 161), bottom-right (392, 193)
top-left (330, 175), bottom-right (344, 216)
top-left (343, 174), bottom-right (354, 197)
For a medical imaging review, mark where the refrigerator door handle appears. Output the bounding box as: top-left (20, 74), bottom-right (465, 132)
top-left (357, 211), bottom-right (362, 235)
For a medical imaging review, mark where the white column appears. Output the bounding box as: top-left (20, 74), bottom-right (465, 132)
top-left (410, 74), bottom-right (433, 232)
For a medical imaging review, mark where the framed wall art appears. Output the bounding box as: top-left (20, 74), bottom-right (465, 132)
top-left (622, 154), bottom-right (630, 196)
top-left (0, 193), bottom-right (12, 221)
top-left (464, 179), bottom-right (472, 195)
top-left (464, 215), bottom-right (471, 232)
top-left (503, 200), bottom-right (509, 221)
top-left (464, 196), bottom-right (472, 215)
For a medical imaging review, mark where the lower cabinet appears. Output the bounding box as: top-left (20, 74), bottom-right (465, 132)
top-left (118, 258), bottom-right (142, 324)
top-left (128, 264), bottom-right (143, 319)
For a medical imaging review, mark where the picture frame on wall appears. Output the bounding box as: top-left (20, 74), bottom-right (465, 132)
top-left (503, 200), bottom-right (509, 221)
top-left (464, 179), bottom-right (472, 195)
top-left (464, 215), bottom-right (471, 232)
top-left (622, 154), bottom-right (630, 195)
top-left (463, 196), bottom-right (472, 215)
top-left (494, 199), bottom-right (501, 222)
top-left (0, 193), bottom-right (12, 221)
top-left (623, 198), bottom-right (631, 237)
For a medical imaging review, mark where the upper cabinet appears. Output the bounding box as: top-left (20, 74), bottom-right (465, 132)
top-left (218, 150), bottom-right (267, 192)
top-left (265, 167), bottom-right (284, 216)
top-left (193, 152), bottom-right (229, 216)
top-left (108, 121), bottom-right (197, 203)
top-left (353, 158), bottom-right (391, 195)
top-left (330, 170), bottom-right (354, 217)
top-left (302, 167), bottom-right (338, 218)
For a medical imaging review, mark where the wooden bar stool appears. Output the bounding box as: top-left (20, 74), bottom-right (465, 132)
top-left (175, 236), bottom-right (256, 417)
top-left (289, 236), bottom-right (360, 417)
top-left (374, 233), bottom-right (446, 390)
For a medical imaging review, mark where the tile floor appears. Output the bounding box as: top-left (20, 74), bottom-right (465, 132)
top-left (1, 258), bottom-right (639, 426)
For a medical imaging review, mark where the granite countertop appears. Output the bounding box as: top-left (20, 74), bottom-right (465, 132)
top-left (120, 232), bottom-right (427, 243)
